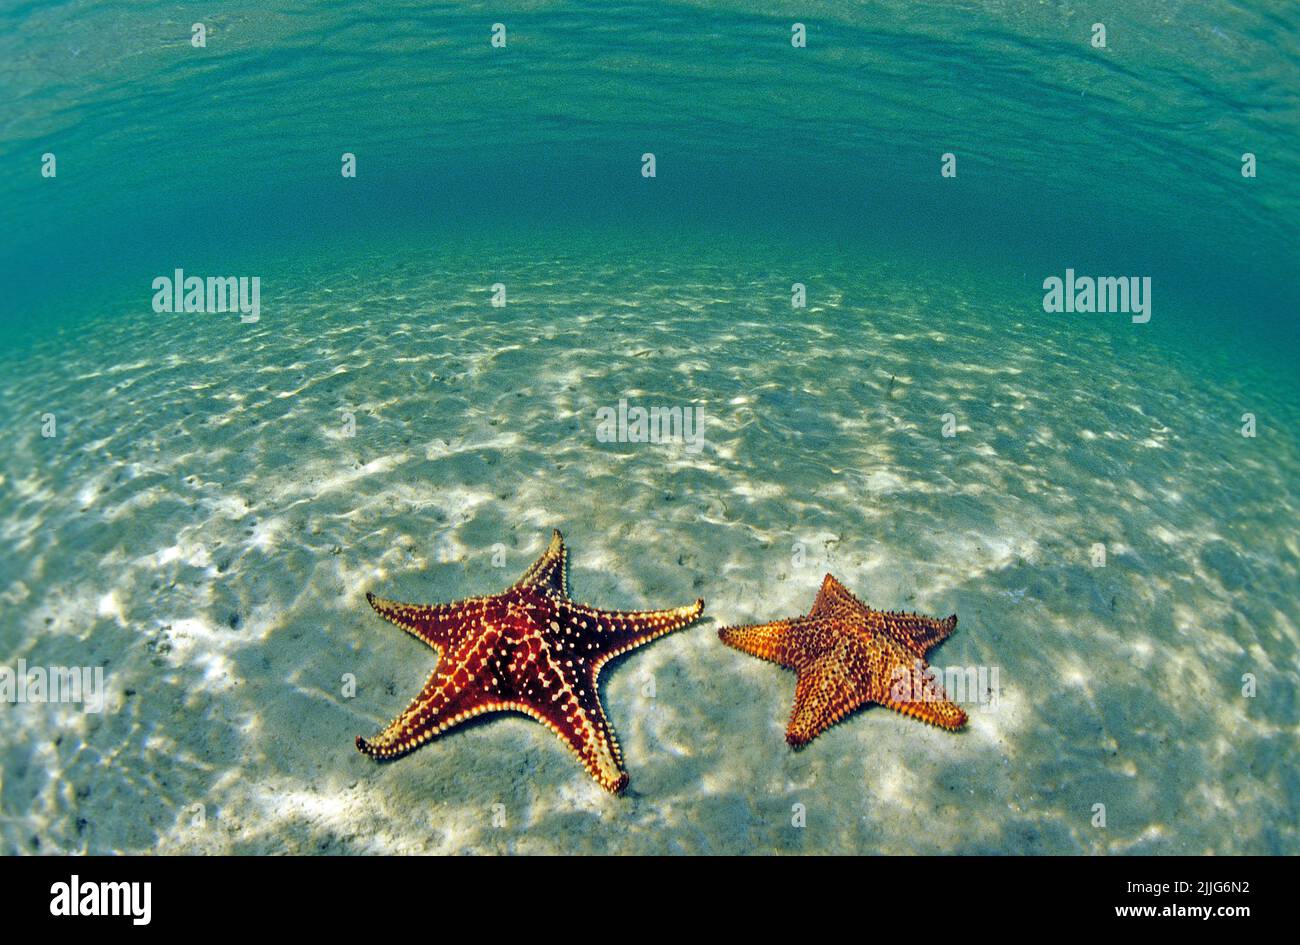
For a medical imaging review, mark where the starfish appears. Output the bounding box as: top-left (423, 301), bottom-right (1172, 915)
top-left (719, 574), bottom-right (967, 746)
top-left (356, 529), bottom-right (704, 793)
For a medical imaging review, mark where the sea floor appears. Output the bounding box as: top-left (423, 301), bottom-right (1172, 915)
top-left (1, 236), bottom-right (1296, 854)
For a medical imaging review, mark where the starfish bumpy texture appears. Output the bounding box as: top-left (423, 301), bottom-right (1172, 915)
top-left (719, 574), bottom-right (967, 746)
top-left (357, 530), bottom-right (704, 793)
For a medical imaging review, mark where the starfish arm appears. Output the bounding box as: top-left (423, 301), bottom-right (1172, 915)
top-left (809, 573), bottom-right (863, 617)
top-left (515, 672), bottom-right (629, 794)
top-left (512, 529), bottom-right (569, 597)
top-left (873, 654), bottom-right (968, 730)
top-left (785, 660), bottom-right (867, 746)
top-left (356, 670), bottom-right (491, 760)
top-left (877, 691), bottom-right (968, 730)
top-left (878, 610), bottom-right (958, 659)
top-left (576, 599), bottom-right (705, 669)
top-left (718, 618), bottom-right (803, 668)
top-left (365, 591), bottom-right (483, 653)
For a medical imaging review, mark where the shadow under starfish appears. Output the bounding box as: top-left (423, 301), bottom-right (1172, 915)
top-left (356, 529), bottom-right (704, 793)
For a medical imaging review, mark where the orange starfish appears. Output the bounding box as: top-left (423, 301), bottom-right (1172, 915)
top-left (719, 574), bottom-right (967, 746)
top-left (357, 530), bottom-right (704, 793)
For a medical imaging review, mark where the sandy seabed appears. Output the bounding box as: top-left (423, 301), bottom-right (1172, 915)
top-left (1, 242), bottom-right (1296, 854)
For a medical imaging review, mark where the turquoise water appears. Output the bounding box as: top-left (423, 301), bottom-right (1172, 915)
top-left (1, 3), bottom-right (1297, 854)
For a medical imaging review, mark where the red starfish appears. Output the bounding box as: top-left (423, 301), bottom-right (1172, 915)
top-left (357, 530), bottom-right (704, 793)
top-left (719, 574), bottom-right (967, 746)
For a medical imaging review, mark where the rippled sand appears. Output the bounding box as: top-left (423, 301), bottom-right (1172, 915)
top-left (1, 237), bottom-right (1296, 854)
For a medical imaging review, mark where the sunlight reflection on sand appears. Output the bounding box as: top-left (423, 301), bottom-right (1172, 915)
top-left (1, 244), bottom-right (1296, 854)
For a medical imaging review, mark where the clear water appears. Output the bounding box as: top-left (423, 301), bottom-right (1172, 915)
top-left (0, 2), bottom-right (1296, 854)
